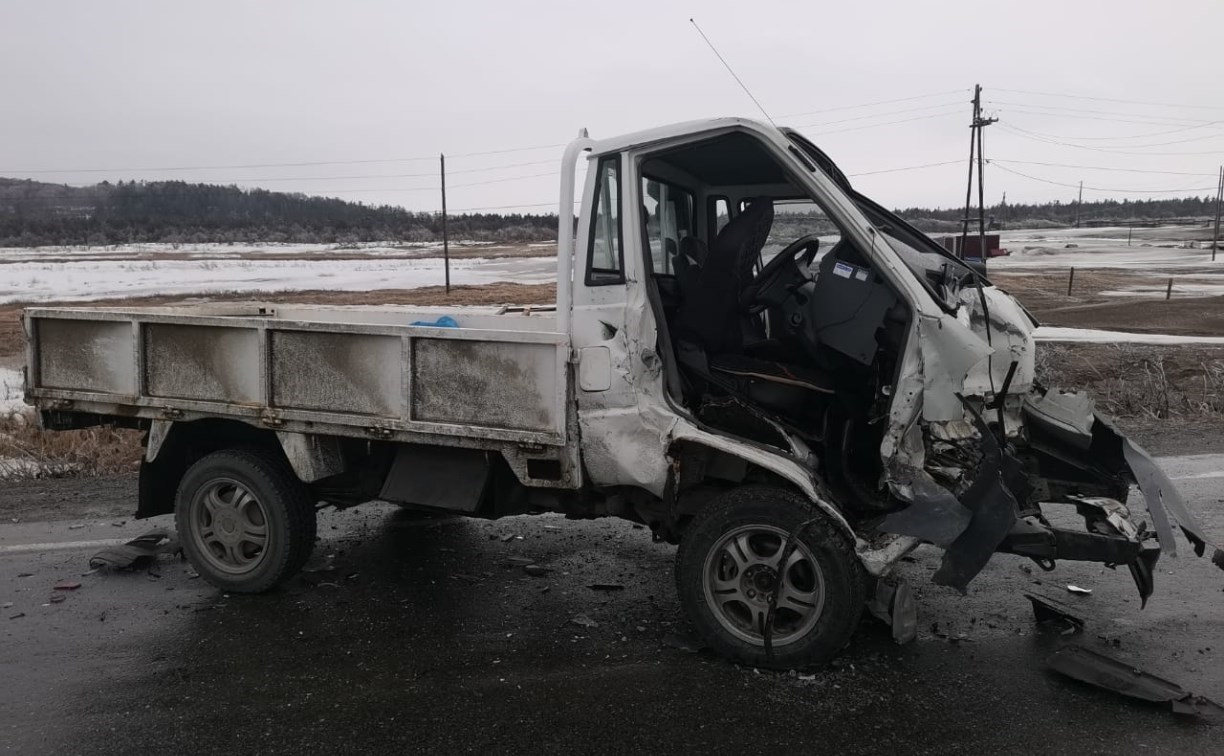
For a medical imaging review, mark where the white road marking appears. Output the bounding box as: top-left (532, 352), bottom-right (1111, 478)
top-left (0, 538), bottom-right (127, 555)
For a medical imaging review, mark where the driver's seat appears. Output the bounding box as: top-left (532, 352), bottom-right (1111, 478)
top-left (677, 198), bottom-right (773, 354)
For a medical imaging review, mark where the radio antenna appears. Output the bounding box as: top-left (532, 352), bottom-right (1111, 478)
top-left (689, 18), bottom-right (776, 126)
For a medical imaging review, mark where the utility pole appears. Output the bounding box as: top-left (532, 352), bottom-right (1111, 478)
top-left (440, 153), bottom-right (450, 294)
top-left (1074, 180), bottom-right (1084, 229)
top-left (1213, 165), bottom-right (1222, 263)
top-left (959, 84), bottom-right (997, 261)
top-left (1002, 191), bottom-right (1008, 229)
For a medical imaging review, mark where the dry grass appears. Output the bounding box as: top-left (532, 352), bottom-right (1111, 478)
top-left (0, 411), bottom-right (143, 480)
top-left (1035, 343), bottom-right (1224, 419)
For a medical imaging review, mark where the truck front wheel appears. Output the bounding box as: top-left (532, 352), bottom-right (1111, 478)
top-left (175, 449), bottom-right (317, 593)
top-left (675, 486), bottom-right (865, 670)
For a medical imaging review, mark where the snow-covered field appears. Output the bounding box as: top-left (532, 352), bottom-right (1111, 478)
top-left (0, 255), bottom-right (556, 305)
top-left (990, 226), bottom-right (1222, 271)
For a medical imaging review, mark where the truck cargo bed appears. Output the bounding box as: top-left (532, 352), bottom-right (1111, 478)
top-left (23, 302), bottom-right (569, 447)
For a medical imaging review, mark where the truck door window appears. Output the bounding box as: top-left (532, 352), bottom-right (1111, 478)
top-left (764, 199), bottom-right (843, 271)
top-left (586, 156), bottom-right (624, 285)
top-left (642, 177), bottom-right (695, 275)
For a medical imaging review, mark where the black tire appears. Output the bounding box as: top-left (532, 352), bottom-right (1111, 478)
top-left (675, 485), bottom-right (865, 670)
top-left (175, 449), bottom-right (317, 593)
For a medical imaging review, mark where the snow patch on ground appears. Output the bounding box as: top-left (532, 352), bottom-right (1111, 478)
top-left (1033, 326), bottom-right (1224, 345)
top-left (0, 368), bottom-right (25, 414)
top-left (0, 256), bottom-right (557, 305)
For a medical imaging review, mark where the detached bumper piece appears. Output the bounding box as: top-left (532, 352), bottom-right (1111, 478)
top-left (998, 497), bottom-right (1161, 606)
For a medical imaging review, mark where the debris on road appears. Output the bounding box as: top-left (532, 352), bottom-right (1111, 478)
top-left (523, 564), bottom-right (549, 577)
top-left (52, 581), bottom-right (81, 591)
top-left (1026, 592), bottom-right (1085, 633)
top-left (8, 613), bottom-right (25, 620)
top-left (569, 614), bottom-right (599, 629)
top-left (505, 557), bottom-right (535, 567)
top-left (587, 583), bottom-right (625, 592)
top-left (49, 594), bottom-right (66, 604)
top-left (1047, 645), bottom-right (1224, 724)
top-left (1065, 585), bottom-right (1093, 596)
top-left (88, 529), bottom-right (176, 571)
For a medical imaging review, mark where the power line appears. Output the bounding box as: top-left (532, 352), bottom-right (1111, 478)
top-left (987, 119), bottom-right (1221, 142)
top-left (848, 160), bottom-right (962, 176)
top-left (988, 104), bottom-right (1224, 131)
top-left (791, 101), bottom-right (966, 129)
top-left (991, 159), bottom-right (1218, 177)
top-left (800, 109), bottom-right (963, 135)
top-left (993, 87), bottom-right (1224, 113)
top-left (997, 123), bottom-right (1224, 156)
top-left (777, 89), bottom-right (968, 119)
top-left (986, 100), bottom-right (1221, 126)
top-left (991, 162), bottom-right (1217, 194)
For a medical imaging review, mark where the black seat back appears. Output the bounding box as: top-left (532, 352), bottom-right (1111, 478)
top-left (677, 199), bottom-right (773, 353)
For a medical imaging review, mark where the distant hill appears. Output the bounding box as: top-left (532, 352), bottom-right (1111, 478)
top-left (1, 177), bottom-right (1217, 247)
top-left (0, 178), bottom-right (557, 247)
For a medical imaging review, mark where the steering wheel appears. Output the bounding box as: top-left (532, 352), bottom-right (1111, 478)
top-left (741, 234), bottom-right (821, 312)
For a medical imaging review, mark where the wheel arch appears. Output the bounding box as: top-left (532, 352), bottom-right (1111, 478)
top-left (137, 418), bottom-right (289, 519)
top-left (665, 433), bottom-right (856, 542)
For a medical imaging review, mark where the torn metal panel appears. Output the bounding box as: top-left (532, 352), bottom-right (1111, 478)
top-left (931, 403), bottom-right (1019, 591)
top-left (917, 314), bottom-right (994, 422)
top-left (856, 534), bottom-right (921, 577)
top-left (1025, 593), bottom-right (1084, 632)
top-left (89, 529), bottom-right (176, 570)
top-left (1023, 390), bottom-right (1096, 450)
top-left (1119, 431), bottom-right (1224, 569)
top-left (958, 286), bottom-right (1036, 400)
top-left (879, 464), bottom-right (972, 547)
top-left (1047, 645), bottom-right (1224, 724)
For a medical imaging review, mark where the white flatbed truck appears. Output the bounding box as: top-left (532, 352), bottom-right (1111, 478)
top-left (24, 118), bottom-right (1217, 668)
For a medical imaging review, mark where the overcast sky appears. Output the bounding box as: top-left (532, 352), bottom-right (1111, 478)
top-left (3, 0), bottom-right (1223, 214)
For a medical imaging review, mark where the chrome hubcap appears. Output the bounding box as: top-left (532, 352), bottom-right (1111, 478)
top-left (190, 478), bottom-right (270, 575)
top-left (702, 524), bottom-right (825, 647)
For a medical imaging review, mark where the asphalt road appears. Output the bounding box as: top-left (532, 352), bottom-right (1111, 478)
top-left (2, 455), bottom-right (1223, 755)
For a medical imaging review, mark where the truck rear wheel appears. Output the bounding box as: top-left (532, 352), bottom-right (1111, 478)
top-left (175, 449), bottom-right (317, 593)
top-left (675, 486), bottom-right (865, 670)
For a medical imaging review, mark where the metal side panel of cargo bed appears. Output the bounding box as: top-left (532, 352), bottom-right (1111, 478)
top-left (22, 306), bottom-right (571, 448)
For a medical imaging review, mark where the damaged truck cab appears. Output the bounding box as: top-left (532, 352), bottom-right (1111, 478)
top-left (23, 118), bottom-right (1222, 670)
